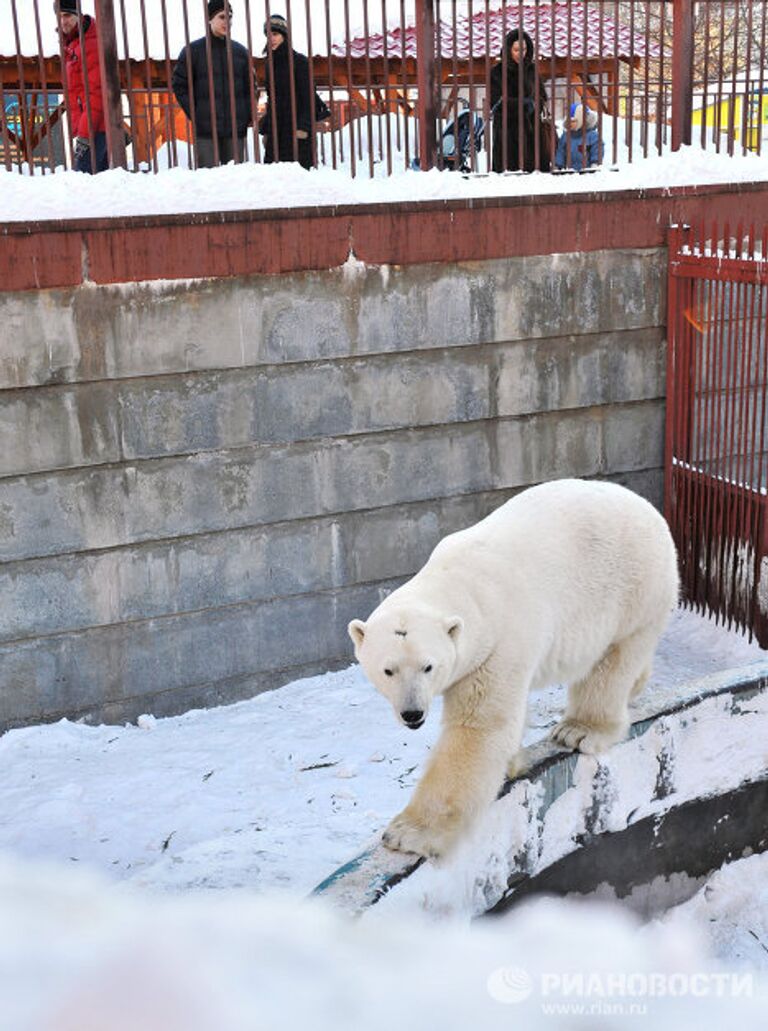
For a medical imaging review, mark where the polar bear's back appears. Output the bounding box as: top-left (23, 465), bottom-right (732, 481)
top-left (428, 478), bottom-right (678, 638)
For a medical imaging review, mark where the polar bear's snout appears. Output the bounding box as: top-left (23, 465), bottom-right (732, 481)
top-left (400, 708), bottom-right (425, 730)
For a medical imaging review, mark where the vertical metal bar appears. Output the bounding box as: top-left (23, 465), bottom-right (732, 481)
top-left (283, 0), bottom-right (299, 162)
top-left (264, 0), bottom-right (280, 167)
top-left (450, 0), bottom-right (459, 171)
top-left (362, 0), bottom-right (375, 176)
top-left (54, 0), bottom-right (76, 168)
top-left (324, 0), bottom-right (338, 169)
top-left (305, 0), bottom-right (319, 169)
top-left (243, 0), bottom-right (259, 163)
top-left (159, 0), bottom-right (177, 167)
top-left (741, 0), bottom-right (753, 157)
top-left (611, 0), bottom-right (618, 165)
top-left (515, 0), bottom-right (523, 169)
top-left (203, 0), bottom-right (220, 166)
top-left (117, 0), bottom-right (137, 171)
top-left (138, 0), bottom-right (159, 172)
top-left (641, 0), bottom-right (651, 157)
top-left (564, 0), bottom-right (573, 168)
top-left (434, 0), bottom-right (444, 168)
top-left (11, 0), bottom-right (33, 171)
top-left (700, 0), bottom-right (710, 151)
top-left (342, 0), bottom-right (356, 176)
top-left (381, 0), bottom-right (392, 176)
top-left (671, 0), bottom-right (693, 151)
top-left (0, 50), bottom-right (13, 172)
top-left (75, 0), bottom-right (98, 169)
top-left (32, 0), bottom-right (56, 172)
top-left (94, 0), bottom-right (126, 168)
top-left (415, 0), bottom-right (437, 169)
top-left (467, 0), bottom-right (476, 171)
top-left (399, 0), bottom-right (410, 170)
top-left (714, 0), bottom-right (726, 154)
top-left (483, 0), bottom-right (491, 172)
top-left (223, 1), bottom-right (239, 161)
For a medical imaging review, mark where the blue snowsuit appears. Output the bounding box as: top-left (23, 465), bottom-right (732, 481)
top-left (555, 126), bottom-right (603, 171)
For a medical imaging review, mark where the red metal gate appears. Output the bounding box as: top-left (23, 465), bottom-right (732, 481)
top-left (665, 223), bottom-right (768, 646)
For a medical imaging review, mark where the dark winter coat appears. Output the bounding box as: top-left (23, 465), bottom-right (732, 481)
top-left (258, 40), bottom-right (313, 164)
top-left (490, 28), bottom-right (551, 172)
top-left (62, 16), bottom-right (105, 137)
top-left (172, 35), bottom-right (254, 139)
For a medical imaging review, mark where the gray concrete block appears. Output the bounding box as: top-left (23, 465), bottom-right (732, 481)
top-left (0, 424), bottom-right (499, 562)
top-left (1, 249), bottom-right (665, 390)
top-left (0, 580), bottom-right (394, 729)
top-left (496, 329), bottom-right (665, 417)
top-left (603, 400), bottom-right (666, 472)
top-left (0, 490), bottom-right (512, 643)
top-left (0, 383), bottom-right (121, 478)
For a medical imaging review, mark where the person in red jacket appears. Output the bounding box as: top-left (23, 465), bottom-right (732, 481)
top-left (55, 0), bottom-right (108, 173)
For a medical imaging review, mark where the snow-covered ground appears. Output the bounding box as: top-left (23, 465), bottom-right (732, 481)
top-left (2, 144), bottom-right (767, 223)
top-left (1, 607), bottom-right (768, 1028)
top-left (0, 606), bottom-right (762, 900)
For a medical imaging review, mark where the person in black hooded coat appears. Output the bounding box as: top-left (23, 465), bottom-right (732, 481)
top-left (259, 14), bottom-right (314, 169)
top-left (490, 27), bottom-right (551, 173)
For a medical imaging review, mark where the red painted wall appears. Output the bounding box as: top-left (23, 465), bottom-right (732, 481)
top-left (2, 181), bottom-right (767, 291)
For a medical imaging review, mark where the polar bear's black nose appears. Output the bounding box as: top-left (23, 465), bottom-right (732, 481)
top-left (401, 709), bottom-right (425, 729)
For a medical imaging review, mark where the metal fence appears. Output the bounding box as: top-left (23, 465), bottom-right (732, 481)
top-left (1, 0), bottom-right (766, 176)
top-left (665, 222), bottom-right (768, 646)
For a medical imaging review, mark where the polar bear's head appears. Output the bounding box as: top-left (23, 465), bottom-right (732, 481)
top-left (347, 606), bottom-right (463, 730)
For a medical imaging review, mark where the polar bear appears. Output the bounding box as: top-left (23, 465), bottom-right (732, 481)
top-left (348, 478), bottom-right (679, 859)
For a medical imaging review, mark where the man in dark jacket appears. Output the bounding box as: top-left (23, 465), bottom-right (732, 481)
top-left (55, 0), bottom-right (107, 173)
top-left (259, 14), bottom-right (314, 169)
top-left (172, 0), bottom-right (255, 168)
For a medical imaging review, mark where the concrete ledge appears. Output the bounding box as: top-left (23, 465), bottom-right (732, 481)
top-left (312, 661), bottom-right (768, 917)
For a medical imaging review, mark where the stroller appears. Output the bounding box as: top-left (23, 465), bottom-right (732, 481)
top-left (441, 99), bottom-right (485, 171)
top-left (411, 99), bottom-right (485, 172)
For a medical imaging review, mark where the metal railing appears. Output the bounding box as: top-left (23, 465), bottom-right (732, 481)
top-left (1, 0), bottom-right (765, 176)
top-left (665, 222), bottom-right (768, 646)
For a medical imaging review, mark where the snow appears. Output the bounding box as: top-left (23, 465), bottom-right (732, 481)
top-left (0, 606), bottom-right (760, 897)
top-left (1, 143), bottom-right (767, 224)
top-left (3, 854), bottom-right (765, 1031)
top-left (1, 607), bottom-right (767, 1023)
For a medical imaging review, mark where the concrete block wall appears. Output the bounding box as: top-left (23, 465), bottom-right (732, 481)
top-left (0, 247), bottom-right (666, 729)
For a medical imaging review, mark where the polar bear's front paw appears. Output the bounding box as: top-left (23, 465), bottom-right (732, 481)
top-left (381, 811), bottom-right (456, 860)
top-left (550, 718), bottom-right (624, 755)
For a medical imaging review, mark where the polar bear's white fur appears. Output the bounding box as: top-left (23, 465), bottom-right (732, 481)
top-left (348, 478), bottom-right (679, 859)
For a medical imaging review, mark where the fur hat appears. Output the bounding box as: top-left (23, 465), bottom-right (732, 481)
top-left (55, 1), bottom-right (81, 13)
top-left (208, 0), bottom-right (232, 19)
top-left (265, 13), bottom-right (289, 38)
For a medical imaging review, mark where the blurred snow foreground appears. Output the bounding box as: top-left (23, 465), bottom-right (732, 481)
top-left (2, 609), bottom-right (768, 1028)
top-left (2, 851), bottom-right (767, 1031)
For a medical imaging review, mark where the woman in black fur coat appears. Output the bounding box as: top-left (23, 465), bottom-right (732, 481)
top-left (490, 27), bottom-right (551, 173)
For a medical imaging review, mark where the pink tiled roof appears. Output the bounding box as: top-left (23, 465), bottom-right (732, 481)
top-left (332, 2), bottom-right (661, 61)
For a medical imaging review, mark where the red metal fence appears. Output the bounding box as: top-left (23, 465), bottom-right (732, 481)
top-left (1, 0), bottom-right (766, 176)
top-left (665, 223), bottom-right (768, 646)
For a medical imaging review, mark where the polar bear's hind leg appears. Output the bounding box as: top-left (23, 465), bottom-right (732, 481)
top-left (551, 624), bottom-right (661, 755)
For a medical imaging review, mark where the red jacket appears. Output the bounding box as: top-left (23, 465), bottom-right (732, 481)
top-left (63, 16), bottom-right (105, 137)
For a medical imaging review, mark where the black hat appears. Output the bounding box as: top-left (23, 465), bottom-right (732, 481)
top-left (265, 13), bottom-right (289, 37)
top-left (56, 1), bottom-right (81, 13)
top-left (208, 0), bottom-right (232, 18)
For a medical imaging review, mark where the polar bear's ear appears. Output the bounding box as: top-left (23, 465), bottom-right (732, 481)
top-left (444, 616), bottom-right (463, 639)
top-left (348, 619), bottom-right (367, 648)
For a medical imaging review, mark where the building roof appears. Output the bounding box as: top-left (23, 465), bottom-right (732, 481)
top-left (333, 2), bottom-right (662, 62)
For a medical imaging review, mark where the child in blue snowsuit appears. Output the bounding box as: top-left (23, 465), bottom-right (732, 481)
top-left (555, 102), bottom-right (603, 171)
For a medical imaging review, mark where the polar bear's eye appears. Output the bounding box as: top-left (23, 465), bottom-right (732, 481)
top-left (423, 664), bottom-right (433, 673)
top-left (384, 668), bottom-right (394, 677)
